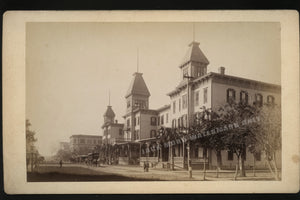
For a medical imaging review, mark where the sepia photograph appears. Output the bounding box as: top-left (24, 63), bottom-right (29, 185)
top-left (3, 11), bottom-right (299, 194)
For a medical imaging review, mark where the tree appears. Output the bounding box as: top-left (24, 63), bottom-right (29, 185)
top-left (55, 149), bottom-right (72, 162)
top-left (157, 127), bottom-right (183, 170)
top-left (250, 103), bottom-right (281, 180)
top-left (26, 119), bottom-right (39, 171)
top-left (26, 119), bottom-right (37, 152)
top-left (192, 107), bottom-right (226, 179)
top-left (217, 102), bottom-right (258, 179)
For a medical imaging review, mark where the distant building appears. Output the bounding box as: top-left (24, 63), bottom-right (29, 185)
top-left (59, 142), bottom-right (70, 151)
top-left (102, 105), bottom-right (125, 145)
top-left (69, 134), bottom-right (102, 155)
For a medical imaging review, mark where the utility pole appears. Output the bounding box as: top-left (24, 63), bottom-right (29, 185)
top-left (183, 74), bottom-right (194, 178)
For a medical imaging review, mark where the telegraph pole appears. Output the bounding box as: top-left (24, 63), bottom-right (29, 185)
top-left (183, 74), bottom-right (193, 178)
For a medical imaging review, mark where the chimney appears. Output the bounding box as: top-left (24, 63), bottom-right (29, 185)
top-left (218, 66), bottom-right (225, 75)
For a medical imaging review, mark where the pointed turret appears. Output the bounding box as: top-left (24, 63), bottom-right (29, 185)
top-left (125, 72), bottom-right (150, 114)
top-left (103, 105), bottom-right (115, 124)
top-left (180, 41), bottom-right (209, 68)
top-left (179, 41), bottom-right (209, 79)
top-left (125, 72), bottom-right (150, 98)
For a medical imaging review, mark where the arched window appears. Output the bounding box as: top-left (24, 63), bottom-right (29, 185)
top-left (267, 95), bottom-right (275, 104)
top-left (254, 93), bottom-right (263, 107)
top-left (240, 91), bottom-right (248, 104)
top-left (227, 88), bottom-right (236, 103)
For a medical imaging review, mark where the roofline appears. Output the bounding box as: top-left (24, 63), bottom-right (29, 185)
top-left (70, 134), bottom-right (102, 138)
top-left (156, 104), bottom-right (171, 112)
top-left (167, 72), bottom-right (281, 96)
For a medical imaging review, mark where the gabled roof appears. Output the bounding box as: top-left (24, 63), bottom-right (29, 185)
top-left (103, 106), bottom-right (115, 118)
top-left (179, 41), bottom-right (209, 68)
top-left (125, 72), bottom-right (150, 98)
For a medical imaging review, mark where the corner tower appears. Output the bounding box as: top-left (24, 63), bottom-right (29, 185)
top-left (125, 72), bottom-right (150, 114)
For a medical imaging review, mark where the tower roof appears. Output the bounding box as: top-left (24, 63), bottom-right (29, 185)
top-left (103, 106), bottom-right (115, 118)
top-left (179, 41), bottom-right (209, 68)
top-left (125, 72), bottom-right (150, 98)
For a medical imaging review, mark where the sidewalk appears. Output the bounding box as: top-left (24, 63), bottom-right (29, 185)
top-left (75, 164), bottom-right (278, 181)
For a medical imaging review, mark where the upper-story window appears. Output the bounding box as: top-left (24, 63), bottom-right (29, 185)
top-left (226, 88), bottom-right (236, 103)
top-left (150, 117), bottom-right (157, 126)
top-left (195, 67), bottom-right (204, 77)
top-left (172, 119), bottom-right (177, 128)
top-left (80, 139), bottom-right (85, 144)
top-left (195, 91), bottom-right (199, 106)
top-left (183, 67), bottom-right (188, 77)
top-left (134, 100), bottom-right (147, 109)
top-left (134, 118), bottom-right (137, 126)
top-left (161, 115), bottom-right (164, 125)
top-left (73, 139), bottom-right (77, 144)
top-left (137, 117), bottom-right (140, 125)
top-left (173, 101), bottom-right (176, 114)
top-left (240, 91), bottom-right (248, 104)
top-left (254, 93), bottom-right (263, 107)
top-left (119, 129), bottom-right (123, 136)
top-left (150, 130), bottom-right (157, 138)
top-left (267, 95), bottom-right (275, 104)
top-left (179, 99), bottom-right (181, 112)
top-left (203, 87), bottom-right (208, 104)
top-left (127, 119), bottom-right (130, 127)
top-left (157, 116), bottom-right (160, 126)
top-left (182, 94), bottom-right (187, 109)
top-left (166, 113), bottom-right (169, 123)
top-left (136, 130), bottom-right (140, 140)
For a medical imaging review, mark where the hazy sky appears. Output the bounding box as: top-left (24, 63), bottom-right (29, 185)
top-left (26, 22), bottom-right (281, 156)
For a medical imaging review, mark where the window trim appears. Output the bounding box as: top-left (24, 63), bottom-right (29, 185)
top-left (203, 87), bottom-right (208, 104)
top-left (254, 93), bottom-right (263, 107)
top-left (240, 90), bottom-right (248, 104)
top-left (227, 88), bottom-right (236, 104)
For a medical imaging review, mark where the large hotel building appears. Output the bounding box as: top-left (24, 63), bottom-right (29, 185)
top-left (101, 40), bottom-right (281, 169)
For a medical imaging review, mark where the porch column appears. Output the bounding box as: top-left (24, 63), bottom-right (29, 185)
top-left (182, 141), bottom-right (185, 169)
top-left (146, 142), bottom-right (150, 161)
top-left (157, 142), bottom-right (161, 162)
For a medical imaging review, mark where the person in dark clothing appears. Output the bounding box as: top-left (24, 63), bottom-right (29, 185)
top-left (59, 160), bottom-right (63, 168)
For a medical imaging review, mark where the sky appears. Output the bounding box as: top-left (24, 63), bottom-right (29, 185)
top-left (26, 22), bottom-right (281, 156)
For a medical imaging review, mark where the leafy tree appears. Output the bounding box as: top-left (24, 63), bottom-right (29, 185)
top-left (55, 149), bottom-right (72, 162)
top-left (26, 119), bottom-right (39, 170)
top-left (217, 102), bottom-right (258, 179)
top-left (157, 127), bottom-right (183, 170)
top-left (26, 119), bottom-right (37, 152)
top-left (250, 103), bottom-right (281, 180)
top-left (191, 107), bottom-right (226, 179)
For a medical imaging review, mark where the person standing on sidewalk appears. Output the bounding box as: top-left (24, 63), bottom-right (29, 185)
top-left (59, 160), bottom-right (63, 168)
